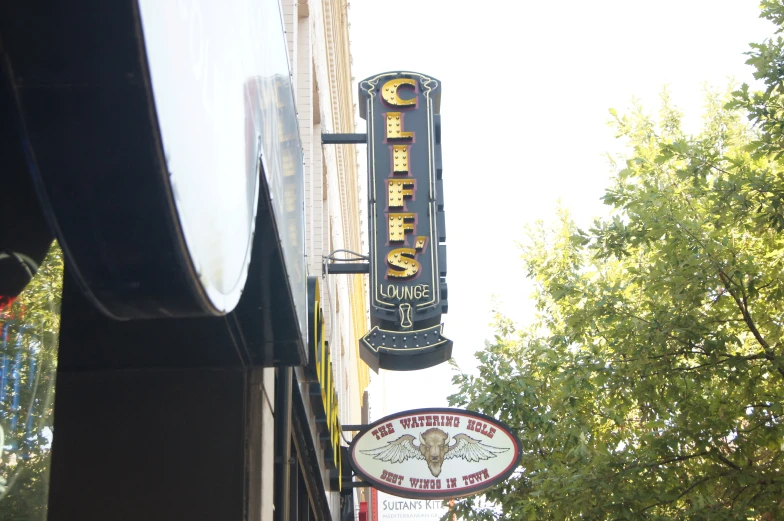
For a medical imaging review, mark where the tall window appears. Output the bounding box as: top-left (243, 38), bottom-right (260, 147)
top-left (290, 438), bottom-right (316, 521)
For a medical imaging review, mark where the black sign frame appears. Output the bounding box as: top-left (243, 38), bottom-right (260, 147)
top-left (358, 71), bottom-right (451, 372)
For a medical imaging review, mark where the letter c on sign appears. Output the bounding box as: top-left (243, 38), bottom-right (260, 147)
top-left (382, 78), bottom-right (417, 107)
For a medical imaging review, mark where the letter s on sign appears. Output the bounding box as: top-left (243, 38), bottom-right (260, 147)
top-left (386, 248), bottom-right (420, 278)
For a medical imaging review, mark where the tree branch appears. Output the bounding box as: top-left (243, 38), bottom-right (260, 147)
top-left (714, 451), bottom-right (743, 471)
top-left (640, 471), bottom-right (729, 513)
top-left (718, 270), bottom-right (784, 380)
top-left (621, 451), bottom-right (710, 472)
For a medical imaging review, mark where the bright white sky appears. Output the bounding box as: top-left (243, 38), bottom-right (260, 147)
top-left (347, 0), bottom-right (775, 420)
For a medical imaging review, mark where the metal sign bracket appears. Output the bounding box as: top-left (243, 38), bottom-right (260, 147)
top-left (323, 250), bottom-right (370, 276)
top-left (321, 133), bottom-right (367, 145)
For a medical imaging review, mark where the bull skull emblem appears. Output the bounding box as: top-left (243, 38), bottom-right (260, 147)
top-left (360, 427), bottom-right (509, 478)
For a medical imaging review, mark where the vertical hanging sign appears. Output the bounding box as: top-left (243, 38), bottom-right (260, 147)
top-left (358, 72), bottom-right (451, 371)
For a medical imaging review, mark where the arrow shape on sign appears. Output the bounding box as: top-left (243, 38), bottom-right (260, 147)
top-left (359, 323), bottom-right (453, 372)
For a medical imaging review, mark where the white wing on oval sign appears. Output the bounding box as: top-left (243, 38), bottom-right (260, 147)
top-left (445, 433), bottom-right (509, 462)
top-left (360, 434), bottom-right (425, 463)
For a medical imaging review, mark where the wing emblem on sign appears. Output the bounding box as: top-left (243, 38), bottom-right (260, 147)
top-left (360, 434), bottom-right (424, 463)
top-left (444, 433), bottom-right (509, 462)
top-left (360, 429), bottom-right (509, 477)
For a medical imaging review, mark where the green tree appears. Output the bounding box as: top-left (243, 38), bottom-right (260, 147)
top-left (448, 22), bottom-right (784, 521)
top-left (730, 0), bottom-right (784, 166)
top-left (0, 244), bottom-right (62, 521)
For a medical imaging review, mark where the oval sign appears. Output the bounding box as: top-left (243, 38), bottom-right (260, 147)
top-left (349, 408), bottom-right (521, 499)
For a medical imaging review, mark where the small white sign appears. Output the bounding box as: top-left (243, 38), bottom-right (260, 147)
top-left (376, 490), bottom-right (448, 520)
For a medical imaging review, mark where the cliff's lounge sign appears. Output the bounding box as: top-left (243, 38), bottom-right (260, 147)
top-left (358, 72), bottom-right (451, 371)
top-left (349, 408), bottom-right (521, 500)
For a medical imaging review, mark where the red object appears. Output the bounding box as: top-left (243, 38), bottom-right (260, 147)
top-left (0, 295), bottom-right (25, 320)
top-left (359, 501), bottom-right (368, 521)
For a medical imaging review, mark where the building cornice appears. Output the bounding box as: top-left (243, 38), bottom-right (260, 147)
top-left (321, 0), bottom-right (369, 404)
